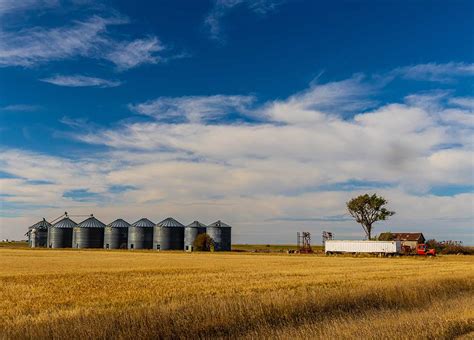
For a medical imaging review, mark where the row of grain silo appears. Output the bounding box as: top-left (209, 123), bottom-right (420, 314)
top-left (27, 214), bottom-right (231, 251)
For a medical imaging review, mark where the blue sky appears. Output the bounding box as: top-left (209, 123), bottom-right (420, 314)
top-left (0, 0), bottom-right (473, 244)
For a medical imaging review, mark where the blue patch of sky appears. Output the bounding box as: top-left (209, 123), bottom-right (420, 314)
top-left (0, 171), bottom-right (54, 185)
top-left (26, 179), bottom-right (55, 185)
top-left (0, 170), bottom-right (19, 179)
top-left (318, 180), bottom-right (394, 192)
top-left (108, 185), bottom-right (136, 193)
top-left (62, 189), bottom-right (102, 202)
top-left (429, 185), bottom-right (474, 197)
top-left (284, 179), bottom-right (395, 196)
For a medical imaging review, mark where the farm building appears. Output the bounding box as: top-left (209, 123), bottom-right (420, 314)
top-left (48, 216), bottom-right (77, 248)
top-left (154, 217), bottom-right (185, 250)
top-left (26, 218), bottom-right (51, 248)
top-left (184, 221), bottom-right (207, 251)
top-left (72, 215), bottom-right (105, 249)
top-left (128, 218), bottom-right (155, 249)
top-left (207, 220), bottom-right (232, 251)
top-left (104, 219), bottom-right (130, 249)
top-left (379, 232), bottom-right (425, 250)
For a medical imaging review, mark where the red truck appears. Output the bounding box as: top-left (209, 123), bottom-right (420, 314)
top-left (416, 244), bottom-right (436, 256)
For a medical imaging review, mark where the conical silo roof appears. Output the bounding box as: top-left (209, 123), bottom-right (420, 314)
top-left (29, 218), bottom-right (52, 230)
top-left (52, 217), bottom-right (77, 228)
top-left (157, 217), bottom-right (184, 227)
top-left (77, 215), bottom-right (106, 228)
top-left (186, 221), bottom-right (207, 228)
top-left (208, 220), bottom-right (232, 228)
top-left (131, 218), bottom-right (155, 228)
top-left (107, 219), bottom-right (130, 228)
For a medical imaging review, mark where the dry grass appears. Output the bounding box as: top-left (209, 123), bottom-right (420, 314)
top-left (0, 248), bottom-right (473, 339)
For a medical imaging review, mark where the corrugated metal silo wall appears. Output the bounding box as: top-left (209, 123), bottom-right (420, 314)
top-left (72, 228), bottom-right (104, 248)
top-left (104, 227), bottom-right (128, 249)
top-left (159, 227), bottom-right (184, 250)
top-left (128, 227), bottom-right (153, 249)
top-left (31, 230), bottom-right (48, 248)
top-left (184, 227), bottom-right (206, 249)
top-left (47, 227), bottom-right (73, 248)
top-left (207, 227), bottom-right (232, 251)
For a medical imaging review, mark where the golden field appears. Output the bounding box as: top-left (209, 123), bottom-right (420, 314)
top-left (0, 248), bottom-right (473, 339)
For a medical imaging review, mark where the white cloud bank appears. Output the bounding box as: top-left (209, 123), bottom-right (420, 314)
top-left (1, 66), bottom-right (473, 243)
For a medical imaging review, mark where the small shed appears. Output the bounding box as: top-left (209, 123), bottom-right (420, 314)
top-left (380, 232), bottom-right (425, 250)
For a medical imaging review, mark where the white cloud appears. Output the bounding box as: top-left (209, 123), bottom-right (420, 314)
top-left (0, 16), bottom-right (121, 67)
top-left (0, 15), bottom-right (166, 70)
top-left (205, 0), bottom-right (283, 41)
top-left (0, 0), bottom-right (58, 16)
top-left (105, 37), bottom-right (165, 71)
top-left (129, 95), bottom-right (255, 123)
top-left (0, 104), bottom-right (40, 112)
top-left (263, 75), bottom-right (376, 124)
top-left (449, 97), bottom-right (474, 110)
top-left (40, 74), bottom-right (122, 87)
top-left (394, 62), bottom-right (474, 83)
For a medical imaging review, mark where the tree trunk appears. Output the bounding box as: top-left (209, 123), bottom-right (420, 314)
top-left (366, 224), bottom-right (372, 240)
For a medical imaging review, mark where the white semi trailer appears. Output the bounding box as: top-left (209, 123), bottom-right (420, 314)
top-left (325, 240), bottom-right (401, 255)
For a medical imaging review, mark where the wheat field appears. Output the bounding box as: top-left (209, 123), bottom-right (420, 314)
top-left (0, 248), bottom-right (473, 339)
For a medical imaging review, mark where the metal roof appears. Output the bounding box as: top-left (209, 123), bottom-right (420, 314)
top-left (77, 215), bottom-right (106, 228)
top-left (52, 217), bottom-right (77, 228)
top-left (28, 218), bottom-right (52, 230)
top-left (208, 220), bottom-right (232, 228)
top-left (391, 233), bottom-right (425, 241)
top-left (131, 218), bottom-right (155, 228)
top-left (107, 219), bottom-right (131, 228)
top-left (157, 217), bottom-right (184, 228)
top-left (186, 220), bottom-right (207, 228)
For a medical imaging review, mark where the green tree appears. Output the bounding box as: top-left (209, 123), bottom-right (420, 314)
top-left (347, 194), bottom-right (395, 240)
top-left (193, 233), bottom-right (214, 251)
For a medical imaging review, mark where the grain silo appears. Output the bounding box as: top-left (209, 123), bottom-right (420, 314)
top-left (184, 221), bottom-right (207, 251)
top-left (207, 220), bottom-right (232, 251)
top-left (48, 216), bottom-right (76, 248)
top-left (72, 215), bottom-right (105, 248)
top-left (154, 217), bottom-right (185, 250)
top-left (27, 218), bottom-right (51, 248)
top-left (104, 219), bottom-right (130, 249)
top-left (128, 218), bottom-right (155, 249)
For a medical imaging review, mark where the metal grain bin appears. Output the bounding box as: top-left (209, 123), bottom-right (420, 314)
top-left (154, 217), bottom-right (185, 250)
top-left (184, 221), bottom-right (207, 251)
top-left (48, 217), bottom-right (76, 248)
top-left (128, 218), bottom-right (155, 249)
top-left (27, 218), bottom-right (51, 248)
top-left (104, 219), bottom-right (130, 249)
top-left (207, 220), bottom-right (232, 251)
top-left (72, 215), bottom-right (105, 249)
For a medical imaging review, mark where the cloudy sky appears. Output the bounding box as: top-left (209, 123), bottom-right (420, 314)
top-left (0, 0), bottom-right (473, 244)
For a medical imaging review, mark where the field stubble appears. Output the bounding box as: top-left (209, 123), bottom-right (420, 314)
top-left (0, 248), bottom-right (473, 339)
